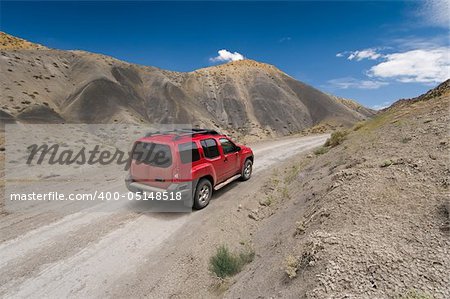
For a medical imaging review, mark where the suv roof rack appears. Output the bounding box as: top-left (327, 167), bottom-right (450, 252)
top-left (144, 128), bottom-right (220, 140)
top-left (173, 128), bottom-right (219, 140)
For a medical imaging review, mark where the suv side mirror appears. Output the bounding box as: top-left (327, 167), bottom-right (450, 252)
top-left (235, 146), bottom-right (241, 152)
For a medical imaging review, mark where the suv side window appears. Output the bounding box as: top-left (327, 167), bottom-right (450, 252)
top-left (219, 138), bottom-right (237, 154)
top-left (178, 142), bottom-right (200, 164)
top-left (200, 138), bottom-right (220, 159)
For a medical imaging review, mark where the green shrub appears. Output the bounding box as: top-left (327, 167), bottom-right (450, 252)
top-left (314, 146), bottom-right (329, 155)
top-left (324, 130), bottom-right (348, 148)
top-left (209, 245), bottom-right (254, 278)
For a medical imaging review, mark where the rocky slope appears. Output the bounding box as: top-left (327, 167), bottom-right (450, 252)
top-left (223, 80), bottom-right (449, 298)
top-left (0, 32), bottom-right (374, 138)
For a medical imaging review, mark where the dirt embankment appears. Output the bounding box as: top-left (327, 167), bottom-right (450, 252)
top-left (224, 82), bottom-right (449, 298)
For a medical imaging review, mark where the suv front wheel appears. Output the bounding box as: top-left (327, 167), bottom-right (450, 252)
top-left (240, 159), bottom-right (253, 181)
top-left (193, 178), bottom-right (213, 210)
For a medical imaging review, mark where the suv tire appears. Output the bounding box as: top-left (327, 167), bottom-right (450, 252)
top-left (240, 159), bottom-right (253, 181)
top-left (193, 178), bottom-right (213, 210)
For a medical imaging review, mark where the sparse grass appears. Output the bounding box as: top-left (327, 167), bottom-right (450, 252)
top-left (314, 146), bottom-right (329, 155)
top-left (362, 108), bottom-right (397, 132)
top-left (280, 186), bottom-right (290, 200)
top-left (238, 247), bottom-right (255, 265)
top-left (209, 279), bottom-right (231, 296)
top-left (352, 122), bottom-right (365, 131)
top-left (209, 245), bottom-right (255, 278)
top-left (271, 177), bottom-right (280, 187)
top-left (285, 164), bottom-right (301, 184)
top-left (396, 289), bottom-right (434, 299)
top-left (260, 195), bottom-right (275, 207)
top-left (324, 130), bottom-right (348, 148)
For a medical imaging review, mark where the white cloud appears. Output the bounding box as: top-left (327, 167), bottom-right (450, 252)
top-left (328, 77), bottom-right (388, 90)
top-left (371, 101), bottom-right (392, 111)
top-left (279, 37), bottom-right (292, 43)
top-left (210, 49), bottom-right (244, 63)
top-left (369, 48), bottom-right (450, 83)
top-left (419, 0), bottom-right (450, 28)
top-left (348, 49), bottom-right (382, 61)
top-left (390, 36), bottom-right (447, 51)
top-left (337, 48), bottom-right (383, 61)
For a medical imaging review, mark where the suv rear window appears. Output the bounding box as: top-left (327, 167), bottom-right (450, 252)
top-left (132, 142), bottom-right (172, 168)
top-left (178, 142), bottom-right (200, 164)
top-left (200, 138), bottom-right (220, 159)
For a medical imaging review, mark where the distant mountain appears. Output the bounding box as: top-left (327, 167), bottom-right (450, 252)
top-left (383, 79), bottom-right (450, 112)
top-left (0, 32), bottom-right (374, 137)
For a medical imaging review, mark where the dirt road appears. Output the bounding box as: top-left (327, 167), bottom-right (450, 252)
top-left (0, 134), bottom-right (328, 298)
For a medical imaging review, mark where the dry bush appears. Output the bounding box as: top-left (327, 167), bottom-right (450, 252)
top-left (284, 255), bottom-right (299, 279)
top-left (324, 130), bottom-right (348, 148)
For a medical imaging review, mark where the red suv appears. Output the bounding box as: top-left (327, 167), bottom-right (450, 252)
top-left (126, 129), bottom-right (254, 209)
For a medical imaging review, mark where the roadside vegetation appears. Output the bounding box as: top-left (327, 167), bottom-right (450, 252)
top-left (352, 121), bottom-right (365, 131)
top-left (314, 130), bottom-right (348, 156)
top-left (313, 146), bottom-right (329, 155)
top-left (324, 130), bottom-right (348, 147)
top-left (209, 244), bottom-right (255, 278)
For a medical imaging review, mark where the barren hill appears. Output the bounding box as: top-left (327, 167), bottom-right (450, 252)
top-left (0, 32), bottom-right (374, 138)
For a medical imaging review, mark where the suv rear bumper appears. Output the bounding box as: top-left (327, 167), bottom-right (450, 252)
top-left (125, 174), bottom-right (192, 197)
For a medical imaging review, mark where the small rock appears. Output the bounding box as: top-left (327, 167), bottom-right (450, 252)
top-left (429, 153), bottom-right (437, 160)
top-left (248, 211), bottom-right (259, 221)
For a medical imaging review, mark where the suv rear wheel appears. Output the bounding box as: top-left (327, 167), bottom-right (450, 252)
top-left (193, 178), bottom-right (213, 210)
top-left (240, 159), bottom-right (253, 181)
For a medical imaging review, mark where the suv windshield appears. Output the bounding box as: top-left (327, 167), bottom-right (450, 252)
top-left (132, 142), bottom-right (172, 168)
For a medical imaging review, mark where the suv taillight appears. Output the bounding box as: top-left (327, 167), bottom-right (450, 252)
top-left (172, 166), bottom-right (180, 183)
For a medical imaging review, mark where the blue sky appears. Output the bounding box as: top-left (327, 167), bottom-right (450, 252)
top-left (1, 1), bottom-right (449, 109)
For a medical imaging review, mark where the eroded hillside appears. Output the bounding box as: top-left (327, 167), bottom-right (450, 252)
top-left (225, 80), bottom-right (450, 298)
